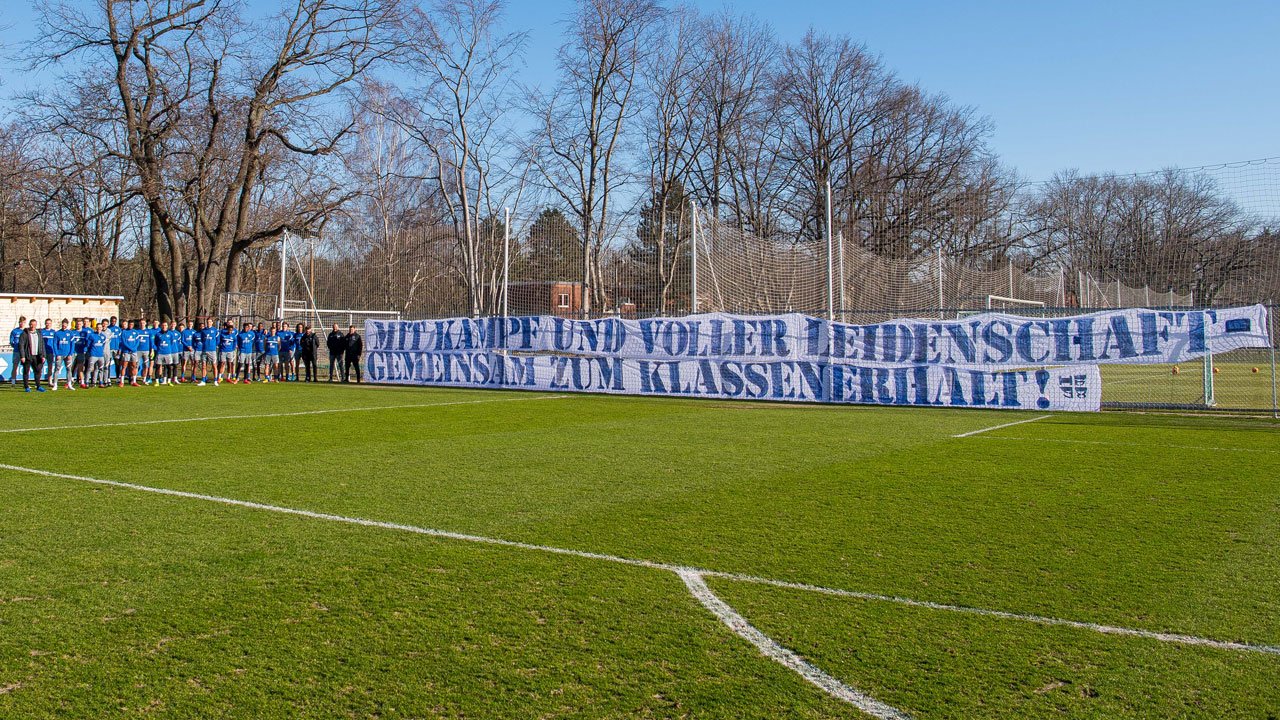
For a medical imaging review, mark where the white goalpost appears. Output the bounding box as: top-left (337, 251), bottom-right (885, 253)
top-left (986, 295), bottom-right (1046, 311)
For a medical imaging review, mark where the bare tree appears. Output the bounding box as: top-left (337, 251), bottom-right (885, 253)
top-left (389, 0), bottom-right (526, 316)
top-left (527, 0), bottom-right (662, 314)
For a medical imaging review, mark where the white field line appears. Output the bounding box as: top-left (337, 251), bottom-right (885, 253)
top-left (972, 436), bottom-right (1280, 455)
top-left (952, 414), bottom-right (1052, 438)
top-left (0, 394), bottom-right (569, 434)
top-left (2, 463), bottom-right (1278, 661)
top-left (697, 570), bottom-right (1280, 657)
top-left (678, 569), bottom-right (910, 719)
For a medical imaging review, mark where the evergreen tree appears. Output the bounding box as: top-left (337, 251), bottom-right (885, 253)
top-left (629, 181), bottom-right (694, 313)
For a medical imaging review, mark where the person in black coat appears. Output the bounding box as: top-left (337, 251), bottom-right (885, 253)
top-left (19, 320), bottom-right (48, 392)
top-left (326, 324), bottom-right (346, 382)
top-left (297, 326), bottom-right (320, 382)
top-left (343, 326), bottom-right (363, 383)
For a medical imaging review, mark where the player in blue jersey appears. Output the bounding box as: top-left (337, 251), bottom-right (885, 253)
top-left (38, 319), bottom-right (56, 386)
top-left (252, 322), bottom-right (267, 381)
top-left (179, 320), bottom-right (198, 382)
top-left (119, 320), bottom-right (143, 387)
top-left (86, 323), bottom-right (109, 387)
top-left (199, 318), bottom-right (220, 386)
top-left (275, 323), bottom-right (292, 381)
top-left (52, 319), bottom-right (78, 391)
top-left (152, 320), bottom-right (178, 385)
top-left (263, 326), bottom-right (281, 381)
top-left (72, 318), bottom-right (91, 387)
top-left (8, 315), bottom-right (26, 384)
top-left (235, 322), bottom-right (256, 383)
top-left (217, 320), bottom-right (238, 385)
top-left (135, 320), bottom-right (151, 385)
top-left (141, 319), bottom-right (161, 385)
top-left (107, 316), bottom-right (122, 379)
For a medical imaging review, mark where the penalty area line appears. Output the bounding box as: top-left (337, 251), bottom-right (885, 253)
top-left (0, 393), bottom-right (569, 434)
top-left (952, 414), bottom-right (1052, 438)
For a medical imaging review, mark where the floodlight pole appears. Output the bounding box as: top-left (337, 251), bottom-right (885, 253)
top-left (278, 231), bottom-right (288, 322)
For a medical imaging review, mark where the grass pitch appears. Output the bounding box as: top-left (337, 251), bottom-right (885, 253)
top-left (0, 382), bottom-right (1277, 718)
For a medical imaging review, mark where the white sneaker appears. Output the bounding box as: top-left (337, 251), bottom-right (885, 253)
top-left (50, 383), bottom-right (57, 391)
top-left (197, 380), bottom-right (206, 387)
top-left (213, 379), bottom-right (220, 386)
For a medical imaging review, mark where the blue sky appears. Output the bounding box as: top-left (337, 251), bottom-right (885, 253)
top-left (4, 0), bottom-right (1277, 180)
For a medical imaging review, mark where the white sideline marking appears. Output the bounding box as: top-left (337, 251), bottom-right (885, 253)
top-left (973, 436), bottom-right (1280, 455)
top-left (952, 414), bottom-right (1052, 438)
top-left (2, 463), bottom-right (1278, 660)
top-left (679, 569), bottom-right (910, 719)
top-left (0, 394), bottom-right (568, 434)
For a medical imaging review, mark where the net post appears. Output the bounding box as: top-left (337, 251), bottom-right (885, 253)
top-left (690, 200), bottom-right (700, 313)
top-left (1203, 349), bottom-right (1215, 408)
top-left (1271, 306), bottom-right (1278, 418)
top-left (502, 207), bottom-right (511, 320)
top-left (825, 180), bottom-right (834, 321)
top-left (278, 231), bottom-right (288, 322)
top-left (837, 231), bottom-right (846, 322)
top-left (936, 249), bottom-right (944, 319)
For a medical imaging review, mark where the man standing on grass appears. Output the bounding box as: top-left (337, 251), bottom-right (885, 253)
top-left (236, 322), bottom-right (257, 383)
top-left (278, 323), bottom-right (296, 381)
top-left (198, 318), bottom-right (219, 386)
top-left (40, 319), bottom-right (57, 386)
top-left (19, 320), bottom-right (47, 392)
top-left (52, 319), bottom-right (77, 391)
top-left (120, 320), bottom-right (142, 387)
top-left (217, 320), bottom-right (238, 385)
top-left (108, 316), bottom-right (122, 381)
top-left (154, 320), bottom-right (180, 385)
top-left (343, 325), bottom-right (363, 383)
top-left (86, 322), bottom-right (109, 387)
top-left (264, 325), bottom-right (281, 382)
top-left (327, 323), bottom-right (345, 382)
top-left (179, 320), bottom-right (197, 382)
top-left (8, 315), bottom-right (26, 385)
top-left (136, 319), bottom-right (154, 385)
top-left (297, 325), bottom-right (319, 382)
top-left (253, 322), bottom-right (267, 381)
top-left (71, 318), bottom-right (89, 388)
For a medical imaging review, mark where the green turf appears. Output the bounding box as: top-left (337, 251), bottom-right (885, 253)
top-left (1100, 354), bottom-right (1277, 410)
top-left (0, 381), bottom-right (1277, 718)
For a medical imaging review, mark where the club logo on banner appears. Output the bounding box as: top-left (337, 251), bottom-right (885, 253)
top-left (364, 305), bottom-right (1269, 413)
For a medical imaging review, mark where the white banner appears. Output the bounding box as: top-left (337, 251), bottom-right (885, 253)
top-left (364, 350), bottom-right (1102, 411)
top-left (366, 305), bottom-right (1268, 368)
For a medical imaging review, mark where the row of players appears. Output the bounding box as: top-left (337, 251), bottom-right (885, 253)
top-left (8, 316), bottom-right (365, 390)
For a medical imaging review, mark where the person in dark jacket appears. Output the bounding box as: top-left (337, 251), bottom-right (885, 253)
top-left (343, 325), bottom-right (363, 383)
top-left (19, 320), bottom-right (48, 392)
top-left (297, 326), bottom-right (320, 382)
top-left (326, 324), bottom-right (346, 382)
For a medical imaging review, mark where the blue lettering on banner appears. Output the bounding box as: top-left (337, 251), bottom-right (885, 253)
top-left (364, 304), bottom-right (1269, 412)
